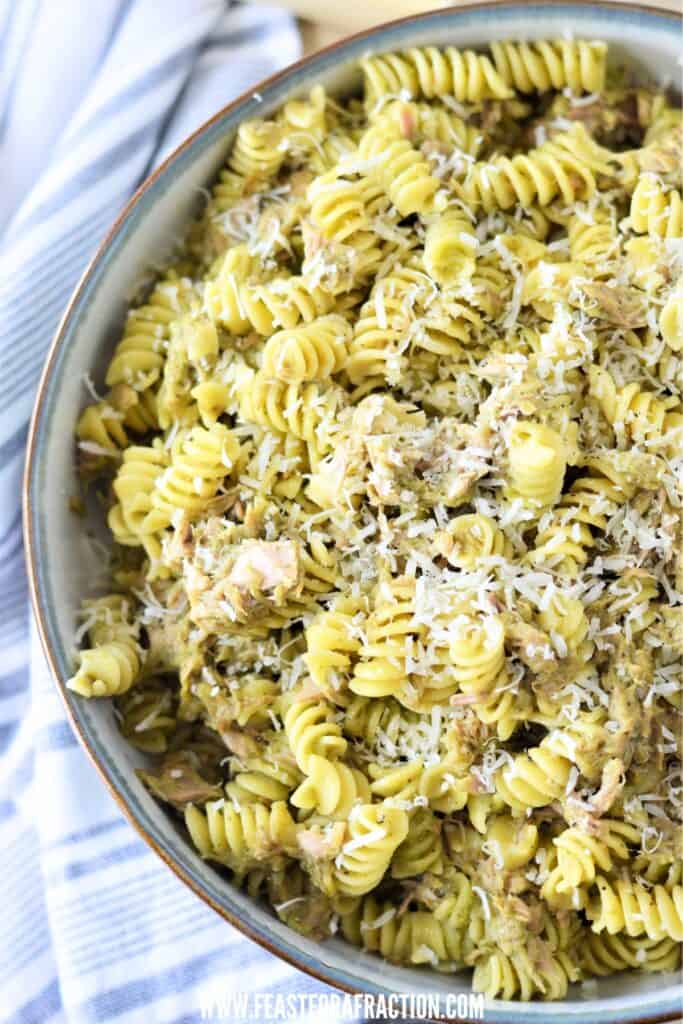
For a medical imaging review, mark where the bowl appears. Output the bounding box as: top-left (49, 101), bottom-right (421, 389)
top-left (24, 3), bottom-right (683, 1020)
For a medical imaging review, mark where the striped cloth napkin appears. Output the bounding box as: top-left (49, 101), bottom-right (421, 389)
top-left (0, 3), bottom-right (349, 1021)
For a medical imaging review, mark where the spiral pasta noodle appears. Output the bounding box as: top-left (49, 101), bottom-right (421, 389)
top-left (490, 39), bottom-right (607, 95)
top-left (284, 698), bottom-right (346, 766)
top-left (391, 808), bottom-right (444, 877)
top-left (438, 513), bottom-right (510, 568)
top-left (505, 420), bottom-right (567, 508)
top-left (239, 371), bottom-right (345, 460)
top-left (553, 820), bottom-right (640, 890)
top-left (68, 638), bottom-right (142, 698)
top-left (529, 462), bottom-right (631, 573)
top-left (588, 879), bottom-right (683, 942)
top-left (205, 245), bottom-right (339, 336)
top-left (332, 804), bottom-right (409, 896)
top-left (303, 598), bottom-right (362, 697)
top-left (106, 274), bottom-right (194, 391)
top-left (423, 209), bottom-right (477, 287)
top-left (495, 737), bottom-right (573, 812)
top-left (377, 99), bottom-right (482, 156)
top-left (448, 611), bottom-right (507, 698)
top-left (347, 896), bottom-right (470, 967)
top-left (537, 593), bottom-right (592, 661)
top-left (228, 119), bottom-right (285, 179)
top-left (461, 124), bottom-right (615, 212)
top-left (660, 283), bottom-right (682, 351)
top-left (361, 46), bottom-right (512, 106)
top-left (144, 422), bottom-right (241, 530)
top-left (568, 209), bottom-right (618, 264)
top-left (67, 596), bottom-right (143, 698)
top-left (357, 119), bottom-right (441, 217)
top-left (350, 578), bottom-right (423, 700)
top-left (185, 800), bottom-right (298, 869)
top-left (261, 315), bottom-right (351, 382)
top-left (582, 933), bottom-right (681, 975)
top-left (473, 948), bottom-right (580, 1001)
top-left (109, 443), bottom-right (169, 559)
top-left (76, 400), bottom-right (129, 457)
top-left (589, 365), bottom-right (683, 450)
top-left (224, 745), bottom-right (303, 806)
top-left (630, 175), bottom-right (682, 238)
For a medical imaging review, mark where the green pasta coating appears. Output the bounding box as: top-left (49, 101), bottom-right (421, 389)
top-left (68, 38), bottom-right (683, 1001)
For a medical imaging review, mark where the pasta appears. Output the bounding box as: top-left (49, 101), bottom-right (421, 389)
top-left (356, 119), bottom-right (442, 216)
top-left (344, 895), bottom-right (471, 966)
top-left (68, 38), bottom-right (683, 1001)
top-left (630, 175), bottom-right (682, 238)
top-left (460, 125), bottom-right (616, 212)
top-left (67, 596), bottom-right (143, 697)
top-left (490, 39), bottom-right (607, 95)
top-left (505, 420), bottom-right (568, 507)
top-left (360, 46), bottom-right (512, 106)
top-left (261, 315), bottom-right (351, 382)
top-left (331, 804), bottom-right (410, 896)
top-left (588, 878), bottom-right (683, 942)
top-left (424, 208), bottom-right (478, 288)
top-left (185, 799), bottom-right (298, 869)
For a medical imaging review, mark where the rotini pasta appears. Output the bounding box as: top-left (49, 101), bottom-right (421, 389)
top-left (67, 596), bottom-right (143, 698)
top-left (589, 365), bottom-right (683, 451)
top-left (630, 175), bottom-right (682, 238)
top-left (360, 46), bottom-right (512, 106)
top-left (344, 894), bottom-right (471, 967)
top-left (490, 39), bottom-right (607, 95)
top-left (505, 420), bottom-right (567, 508)
top-left (460, 125), bottom-right (615, 212)
top-left (144, 422), bottom-right (242, 530)
top-left (423, 208), bottom-right (477, 287)
top-left (588, 878), bottom-right (683, 942)
top-left (261, 315), bottom-right (351, 382)
top-left (106, 273), bottom-right (195, 391)
top-left (472, 947), bottom-right (580, 1001)
top-left (185, 799), bottom-right (298, 870)
top-left (331, 804), bottom-right (409, 897)
top-left (357, 119), bottom-right (442, 217)
top-left (67, 38), bottom-right (683, 1003)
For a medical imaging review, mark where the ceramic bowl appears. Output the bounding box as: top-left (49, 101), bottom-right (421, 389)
top-left (24, 4), bottom-right (683, 1020)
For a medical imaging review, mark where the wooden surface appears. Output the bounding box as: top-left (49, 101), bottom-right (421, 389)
top-left (249, 0), bottom-right (681, 54)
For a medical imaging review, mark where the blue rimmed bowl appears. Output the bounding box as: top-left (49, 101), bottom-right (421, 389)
top-left (24, 4), bottom-right (683, 1020)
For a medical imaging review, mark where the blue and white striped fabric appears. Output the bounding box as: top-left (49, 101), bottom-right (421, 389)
top-left (0, 4), bottom-right (349, 1021)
